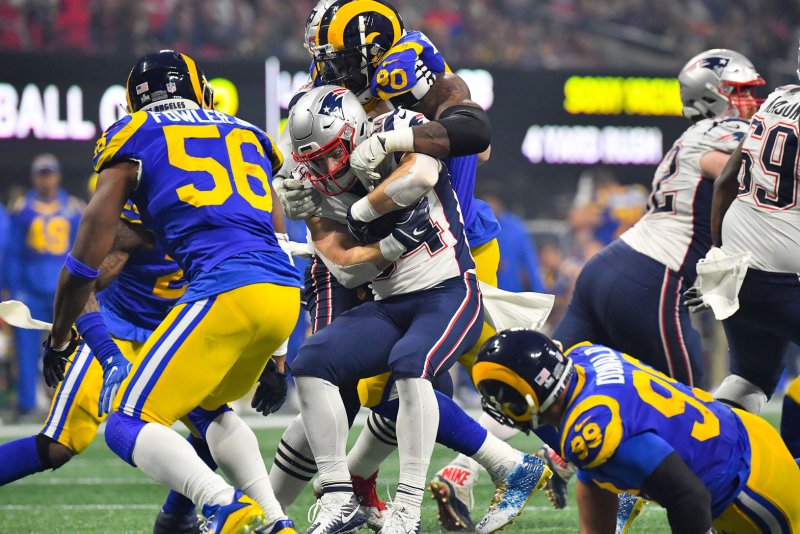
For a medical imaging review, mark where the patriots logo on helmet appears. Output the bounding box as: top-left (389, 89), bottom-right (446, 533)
top-left (319, 87), bottom-right (350, 120)
top-left (690, 56), bottom-right (730, 76)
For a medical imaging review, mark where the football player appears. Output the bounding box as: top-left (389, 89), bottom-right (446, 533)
top-left (286, 86), bottom-right (549, 534)
top-left (44, 50), bottom-right (301, 534)
top-left (543, 49), bottom-right (763, 514)
top-left (475, 329), bottom-right (800, 533)
top-left (276, 1), bottom-right (509, 527)
top-left (686, 44), bottom-right (800, 463)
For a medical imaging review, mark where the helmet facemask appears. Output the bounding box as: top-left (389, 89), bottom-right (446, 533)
top-left (721, 80), bottom-right (764, 119)
top-left (293, 122), bottom-right (358, 196)
top-left (314, 43), bottom-right (382, 104)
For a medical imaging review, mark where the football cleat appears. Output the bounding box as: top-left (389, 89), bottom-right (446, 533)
top-left (534, 444), bottom-right (575, 509)
top-left (260, 518), bottom-right (298, 534)
top-left (352, 471), bottom-right (388, 532)
top-left (615, 493), bottom-right (647, 534)
top-left (475, 454), bottom-right (551, 534)
top-left (202, 490), bottom-right (267, 534)
top-left (428, 461), bottom-right (479, 531)
top-left (305, 492), bottom-right (367, 534)
top-left (378, 505), bottom-right (421, 534)
top-left (153, 510), bottom-right (203, 534)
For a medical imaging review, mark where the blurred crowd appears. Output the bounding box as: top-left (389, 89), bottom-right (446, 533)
top-left (0, 0), bottom-right (796, 70)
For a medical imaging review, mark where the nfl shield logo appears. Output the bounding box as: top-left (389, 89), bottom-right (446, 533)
top-left (166, 82), bottom-right (177, 93)
top-left (135, 82), bottom-right (149, 95)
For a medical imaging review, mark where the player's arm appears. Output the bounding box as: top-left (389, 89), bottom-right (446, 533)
top-left (575, 479), bottom-right (617, 534)
top-left (640, 453), bottom-right (713, 533)
top-left (348, 152), bottom-right (439, 234)
top-left (699, 150), bottom-right (732, 180)
top-left (50, 162), bottom-right (138, 347)
top-left (412, 72), bottom-right (491, 158)
top-left (710, 141), bottom-right (744, 247)
top-left (307, 216), bottom-right (388, 268)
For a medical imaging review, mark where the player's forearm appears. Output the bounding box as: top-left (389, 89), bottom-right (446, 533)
top-left (710, 143), bottom-right (744, 247)
top-left (576, 480), bottom-right (617, 534)
top-left (51, 268), bottom-right (95, 344)
top-left (351, 154), bottom-right (438, 221)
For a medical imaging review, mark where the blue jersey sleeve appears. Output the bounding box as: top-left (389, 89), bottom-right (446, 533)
top-left (93, 112), bottom-right (150, 173)
top-left (370, 31), bottom-right (448, 104)
top-left (577, 432), bottom-right (675, 492)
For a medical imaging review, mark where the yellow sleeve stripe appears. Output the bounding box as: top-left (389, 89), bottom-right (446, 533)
top-left (386, 41), bottom-right (425, 57)
top-left (560, 395), bottom-right (623, 469)
top-left (95, 112), bottom-right (148, 172)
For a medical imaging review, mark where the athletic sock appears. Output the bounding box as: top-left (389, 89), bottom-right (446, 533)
top-left (472, 432), bottom-right (523, 483)
top-left (161, 434), bottom-right (217, 515)
top-left (0, 435), bottom-right (44, 485)
top-left (296, 376), bottom-right (352, 493)
top-left (132, 422), bottom-right (233, 508)
top-left (393, 378), bottom-right (439, 512)
top-left (270, 414), bottom-right (318, 507)
top-left (347, 412), bottom-right (397, 479)
top-left (206, 411), bottom-right (286, 525)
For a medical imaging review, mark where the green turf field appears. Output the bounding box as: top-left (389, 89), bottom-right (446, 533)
top-left (0, 418), bottom-right (678, 534)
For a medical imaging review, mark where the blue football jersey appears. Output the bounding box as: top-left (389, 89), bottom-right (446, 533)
top-left (560, 343), bottom-right (750, 517)
top-left (92, 107), bottom-right (301, 296)
top-left (97, 201), bottom-right (186, 342)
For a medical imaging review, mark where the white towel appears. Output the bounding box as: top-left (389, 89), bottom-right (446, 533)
top-left (0, 300), bottom-right (53, 330)
top-left (696, 247), bottom-right (751, 320)
top-left (478, 282), bottom-right (555, 331)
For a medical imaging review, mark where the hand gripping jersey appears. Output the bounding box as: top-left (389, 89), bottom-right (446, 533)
top-left (97, 201), bottom-right (187, 343)
top-left (305, 30), bottom-right (500, 248)
top-left (621, 117), bottom-right (748, 282)
top-left (92, 107), bottom-right (300, 296)
top-left (313, 108), bottom-right (475, 300)
top-left (560, 343), bottom-right (750, 517)
top-left (722, 85), bottom-right (800, 273)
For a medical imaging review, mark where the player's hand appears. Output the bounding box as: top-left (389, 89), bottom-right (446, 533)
top-left (389, 197), bottom-right (432, 252)
top-left (350, 133), bottom-right (389, 187)
top-left (42, 328), bottom-right (80, 388)
top-left (251, 359), bottom-right (289, 416)
top-left (274, 166), bottom-right (321, 220)
top-left (681, 286), bottom-right (709, 313)
top-left (98, 352), bottom-right (131, 416)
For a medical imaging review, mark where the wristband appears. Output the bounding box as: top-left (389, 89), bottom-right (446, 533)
top-left (350, 197), bottom-right (380, 222)
top-left (382, 128), bottom-right (415, 153)
top-left (64, 254), bottom-right (100, 280)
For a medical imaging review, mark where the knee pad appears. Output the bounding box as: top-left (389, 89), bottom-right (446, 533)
top-left (35, 434), bottom-right (74, 470)
top-left (105, 412), bottom-right (147, 466)
top-left (186, 405), bottom-right (233, 441)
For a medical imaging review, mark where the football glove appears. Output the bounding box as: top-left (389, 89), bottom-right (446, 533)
top-left (42, 328), bottom-right (80, 388)
top-left (681, 286), bottom-right (710, 314)
top-left (346, 206), bottom-right (382, 244)
top-left (98, 352), bottom-right (132, 416)
top-left (273, 166), bottom-right (321, 220)
top-left (378, 197), bottom-right (433, 262)
top-left (350, 128), bottom-right (414, 188)
top-left (251, 359), bottom-right (289, 416)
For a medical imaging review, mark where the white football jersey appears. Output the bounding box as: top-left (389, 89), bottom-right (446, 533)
top-left (313, 109), bottom-right (474, 299)
top-left (621, 117), bottom-right (748, 281)
top-left (722, 85), bottom-right (800, 273)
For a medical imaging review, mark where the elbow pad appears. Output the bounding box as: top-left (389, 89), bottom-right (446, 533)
top-left (437, 104), bottom-right (491, 157)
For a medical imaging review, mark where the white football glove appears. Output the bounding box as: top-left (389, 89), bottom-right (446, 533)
top-left (273, 166), bottom-right (321, 220)
top-left (350, 133), bottom-right (389, 187)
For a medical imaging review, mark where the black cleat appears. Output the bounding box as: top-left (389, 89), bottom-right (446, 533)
top-left (153, 510), bottom-right (203, 534)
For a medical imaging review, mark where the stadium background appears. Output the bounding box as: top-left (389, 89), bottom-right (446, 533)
top-left (0, 2), bottom-right (798, 530)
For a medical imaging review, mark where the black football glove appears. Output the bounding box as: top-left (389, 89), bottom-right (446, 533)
top-left (389, 196), bottom-right (432, 252)
top-left (346, 206), bottom-right (388, 244)
top-left (251, 358), bottom-right (289, 416)
top-left (681, 286), bottom-right (710, 313)
top-left (42, 328), bottom-right (80, 388)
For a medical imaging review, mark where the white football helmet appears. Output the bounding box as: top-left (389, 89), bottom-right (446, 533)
top-left (678, 49), bottom-right (764, 120)
top-left (289, 85), bottom-right (369, 196)
top-left (304, 0), bottom-right (337, 56)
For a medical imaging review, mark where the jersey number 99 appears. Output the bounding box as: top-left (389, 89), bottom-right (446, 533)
top-left (164, 125), bottom-right (273, 212)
